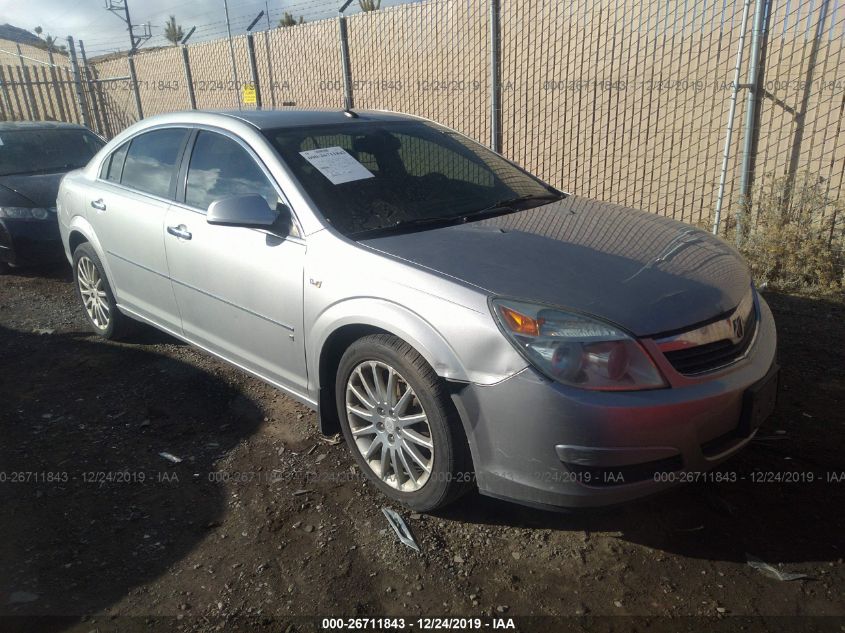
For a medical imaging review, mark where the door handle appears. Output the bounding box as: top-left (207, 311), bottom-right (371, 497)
top-left (90, 199), bottom-right (106, 211)
top-left (167, 224), bottom-right (192, 240)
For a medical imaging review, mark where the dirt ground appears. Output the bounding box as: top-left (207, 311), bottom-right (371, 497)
top-left (0, 264), bottom-right (843, 633)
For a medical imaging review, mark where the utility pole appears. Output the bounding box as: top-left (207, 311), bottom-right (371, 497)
top-left (105, 0), bottom-right (151, 54)
top-left (223, 0), bottom-right (242, 110)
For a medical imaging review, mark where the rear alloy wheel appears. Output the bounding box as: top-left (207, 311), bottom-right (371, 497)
top-left (336, 334), bottom-right (473, 511)
top-left (77, 255), bottom-right (110, 330)
top-left (72, 243), bottom-right (132, 339)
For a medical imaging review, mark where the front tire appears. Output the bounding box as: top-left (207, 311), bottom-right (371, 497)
top-left (72, 243), bottom-right (132, 339)
top-left (336, 334), bottom-right (473, 512)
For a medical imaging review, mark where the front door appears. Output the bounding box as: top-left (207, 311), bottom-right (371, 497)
top-left (163, 130), bottom-right (307, 393)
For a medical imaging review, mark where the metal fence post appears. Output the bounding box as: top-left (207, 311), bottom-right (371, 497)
top-left (712, 0), bottom-right (752, 236)
top-left (338, 1), bottom-right (354, 110)
top-left (127, 54), bottom-right (144, 121)
top-left (246, 33), bottom-right (262, 109)
top-left (736, 0), bottom-right (770, 246)
top-left (66, 37), bottom-right (91, 128)
top-left (15, 44), bottom-right (38, 120)
top-left (181, 46), bottom-right (196, 110)
top-left (0, 67), bottom-right (15, 120)
top-left (46, 48), bottom-right (67, 122)
top-left (78, 41), bottom-right (104, 134)
top-left (489, 0), bottom-right (502, 153)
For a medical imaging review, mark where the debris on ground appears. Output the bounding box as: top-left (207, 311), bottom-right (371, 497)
top-left (746, 554), bottom-right (810, 581)
top-left (158, 452), bottom-right (183, 464)
top-left (382, 508), bottom-right (420, 552)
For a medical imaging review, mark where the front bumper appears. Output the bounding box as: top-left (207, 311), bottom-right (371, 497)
top-left (451, 294), bottom-right (778, 509)
top-left (0, 217), bottom-right (64, 266)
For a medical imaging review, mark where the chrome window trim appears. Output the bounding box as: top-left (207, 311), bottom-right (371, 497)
top-left (654, 288), bottom-right (756, 353)
top-left (90, 178), bottom-right (176, 208)
top-left (166, 199), bottom-right (306, 246)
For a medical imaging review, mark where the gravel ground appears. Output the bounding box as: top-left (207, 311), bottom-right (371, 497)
top-left (1, 265), bottom-right (843, 632)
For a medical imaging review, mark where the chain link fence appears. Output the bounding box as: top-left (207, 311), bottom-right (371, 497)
top-left (0, 0), bottom-right (843, 245)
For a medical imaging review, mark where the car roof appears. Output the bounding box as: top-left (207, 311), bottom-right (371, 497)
top-left (0, 120), bottom-right (88, 131)
top-left (168, 109), bottom-right (423, 131)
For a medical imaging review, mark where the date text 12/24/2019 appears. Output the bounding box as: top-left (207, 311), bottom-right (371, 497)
top-left (320, 617), bottom-right (516, 630)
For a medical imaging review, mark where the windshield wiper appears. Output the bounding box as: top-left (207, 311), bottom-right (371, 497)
top-left (462, 192), bottom-right (563, 219)
top-left (352, 192), bottom-right (563, 239)
top-left (351, 214), bottom-right (463, 238)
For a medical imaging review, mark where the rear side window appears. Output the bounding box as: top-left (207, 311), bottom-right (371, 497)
top-left (121, 128), bottom-right (188, 198)
top-left (185, 131), bottom-right (278, 211)
top-left (100, 141), bottom-right (129, 183)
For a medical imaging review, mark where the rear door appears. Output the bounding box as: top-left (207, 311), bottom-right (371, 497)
top-left (89, 127), bottom-right (189, 331)
top-left (163, 129), bottom-right (307, 393)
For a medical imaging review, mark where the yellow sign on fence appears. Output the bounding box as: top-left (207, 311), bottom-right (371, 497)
top-left (242, 84), bottom-right (256, 105)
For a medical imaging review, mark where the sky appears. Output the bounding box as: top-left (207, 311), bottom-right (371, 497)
top-left (0, 0), bottom-right (414, 57)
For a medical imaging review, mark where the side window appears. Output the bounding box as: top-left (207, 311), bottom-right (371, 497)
top-left (121, 128), bottom-right (188, 198)
top-left (185, 131), bottom-right (279, 211)
top-left (100, 141), bottom-right (129, 183)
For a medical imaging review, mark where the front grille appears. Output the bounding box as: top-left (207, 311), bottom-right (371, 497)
top-left (664, 306), bottom-right (757, 375)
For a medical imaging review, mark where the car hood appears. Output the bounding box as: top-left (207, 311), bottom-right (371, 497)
top-left (361, 196), bottom-right (752, 337)
top-left (0, 172), bottom-right (64, 208)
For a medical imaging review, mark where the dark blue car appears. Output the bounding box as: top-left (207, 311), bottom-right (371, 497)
top-left (0, 121), bottom-right (104, 273)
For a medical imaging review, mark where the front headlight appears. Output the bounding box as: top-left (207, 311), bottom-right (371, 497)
top-left (0, 206), bottom-right (51, 220)
top-left (491, 298), bottom-right (667, 391)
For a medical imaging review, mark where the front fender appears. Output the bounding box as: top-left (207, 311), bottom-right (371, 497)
top-left (308, 297), bottom-right (470, 393)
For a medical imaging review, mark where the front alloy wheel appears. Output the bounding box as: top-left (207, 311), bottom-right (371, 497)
top-left (336, 334), bottom-right (473, 511)
top-left (345, 360), bottom-right (434, 492)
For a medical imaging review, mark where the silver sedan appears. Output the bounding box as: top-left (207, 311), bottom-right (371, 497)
top-left (58, 110), bottom-right (778, 511)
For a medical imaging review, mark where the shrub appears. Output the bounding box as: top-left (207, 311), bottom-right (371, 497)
top-left (715, 173), bottom-right (844, 292)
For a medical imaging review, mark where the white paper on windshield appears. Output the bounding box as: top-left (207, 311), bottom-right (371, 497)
top-left (299, 147), bottom-right (374, 185)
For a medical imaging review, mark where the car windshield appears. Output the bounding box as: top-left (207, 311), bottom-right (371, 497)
top-left (0, 128), bottom-right (105, 177)
top-left (263, 120), bottom-right (560, 237)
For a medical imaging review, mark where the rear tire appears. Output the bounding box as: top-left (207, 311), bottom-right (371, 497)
top-left (335, 333), bottom-right (473, 512)
top-left (72, 243), bottom-right (133, 339)
top-left (0, 261), bottom-right (8, 275)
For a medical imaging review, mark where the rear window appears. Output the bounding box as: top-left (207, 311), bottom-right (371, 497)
top-left (121, 128), bottom-right (188, 199)
top-left (0, 128), bottom-right (104, 176)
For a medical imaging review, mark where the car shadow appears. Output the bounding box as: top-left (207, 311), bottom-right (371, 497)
top-left (0, 324), bottom-right (264, 630)
top-left (436, 291), bottom-right (845, 567)
top-left (3, 262), bottom-right (72, 282)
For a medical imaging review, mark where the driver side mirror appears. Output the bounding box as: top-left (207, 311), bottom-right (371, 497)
top-left (207, 194), bottom-right (278, 228)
